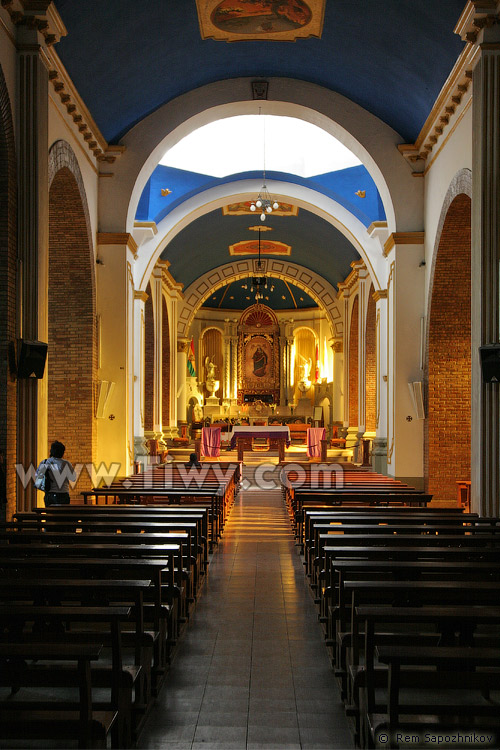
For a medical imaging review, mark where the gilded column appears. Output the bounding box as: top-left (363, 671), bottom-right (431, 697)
top-left (133, 290), bottom-right (149, 459)
top-left (151, 268), bottom-right (163, 438)
top-left (177, 338), bottom-right (190, 425)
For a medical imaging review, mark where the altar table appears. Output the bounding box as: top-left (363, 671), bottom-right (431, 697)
top-left (229, 426), bottom-right (291, 462)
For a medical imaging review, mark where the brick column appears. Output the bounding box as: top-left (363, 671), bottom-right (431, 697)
top-left (16, 15), bottom-right (50, 511)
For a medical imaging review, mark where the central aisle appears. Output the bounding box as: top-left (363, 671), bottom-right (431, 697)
top-left (138, 484), bottom-right (354, 749)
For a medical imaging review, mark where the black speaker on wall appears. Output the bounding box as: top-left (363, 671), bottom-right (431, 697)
top-left (17, 340), bottom-right (48, 379)
top-left (479, 344), bottom-right (500, 383)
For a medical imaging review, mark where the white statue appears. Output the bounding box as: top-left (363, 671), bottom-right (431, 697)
top-left (205, 357), bottom-right (217, 380)
top-left (193, 403), bottom-right (203, 422)
top-left (299, 355), bottom-right (312, 382)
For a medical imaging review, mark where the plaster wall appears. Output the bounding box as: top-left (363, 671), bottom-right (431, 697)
top-left (423, 101), bottom-right (472, 298)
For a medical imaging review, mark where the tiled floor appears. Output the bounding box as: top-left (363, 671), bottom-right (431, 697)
top-left (137, 481), bottom-right (354, 750)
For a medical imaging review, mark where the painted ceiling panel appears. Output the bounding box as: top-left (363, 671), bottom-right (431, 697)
top-left (54, 0), bottom-right (465, 144)
top-left (160, 207), bottom-right (360, 290)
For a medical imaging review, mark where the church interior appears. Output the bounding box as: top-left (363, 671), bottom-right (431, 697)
top-left (1, 1), bottom-right (500, 748)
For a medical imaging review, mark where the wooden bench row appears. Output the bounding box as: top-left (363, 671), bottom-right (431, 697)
top-left (297, 505), bottom-right (500, 748)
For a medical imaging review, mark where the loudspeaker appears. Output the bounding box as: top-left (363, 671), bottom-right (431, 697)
top-left (17, 340), bottom-right (48, 379)
top-left (479, 344), bottom-right (500, 383)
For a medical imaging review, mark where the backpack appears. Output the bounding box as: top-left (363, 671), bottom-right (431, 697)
top-left (34, 460), bottom-right (52, 492)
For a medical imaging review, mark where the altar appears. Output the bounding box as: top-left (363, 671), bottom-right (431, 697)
top-left (229, 425), bottom-right (291, 462)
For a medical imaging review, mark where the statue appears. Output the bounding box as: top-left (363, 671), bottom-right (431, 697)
top-left (205, 357), bottom-right (217, 380)
top-left (205, 356), bottom-right (219, 399)
top-left (298, 354), bottom-right (312, 393)
top-left (193, 403), bottom-right (203, 422)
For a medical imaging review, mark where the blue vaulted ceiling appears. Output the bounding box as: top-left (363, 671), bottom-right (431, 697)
top-left (160, 206), bottom-right (360, 292)
top-left (54, 1), bottom-right (465, 145)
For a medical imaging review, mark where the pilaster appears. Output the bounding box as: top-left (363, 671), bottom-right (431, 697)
top-left (177, 338), bottom-right (190, 424)
top-left (470, 15), bottom-right (500, 514)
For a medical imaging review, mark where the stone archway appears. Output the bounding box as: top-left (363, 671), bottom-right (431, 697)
top-left (0, 64), bottom-right (17, 516)
top-left (425, 179), bottom-right (471, 506)
top-left (48, 142), bottom-right (96, 491)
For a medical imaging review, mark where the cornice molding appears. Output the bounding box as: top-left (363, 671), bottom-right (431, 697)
top-left (372, 289), bottom-right (388, 302)
top-left (97, 232), bottom-right (139, 256)
top-left (1, 0), bottom-right (120, 164)
top-left (398, 43), bottom-right (477, 167)
top-left (157, 259), bottom-right (184, 297)
top-left (134, 290), bottom-right (149, 303)
top-left (383, 232), bottom-right (425, 257)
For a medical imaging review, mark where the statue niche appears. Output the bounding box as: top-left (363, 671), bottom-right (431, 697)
top-left (237, 303), bottom-right (280, 404)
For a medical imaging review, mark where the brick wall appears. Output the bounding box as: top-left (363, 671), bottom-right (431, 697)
top-left (48, 166), bottom-right (96, 493)
top-left (426, 193), bottom-right (471, 506)
top-left (349, 296), bottom-right (359, 425)
top-left (144, 284), bottom-right (154, 431)
top-left (162, 297), bottom-right (170, 426)
top-left (0, 67), bottom-right (17, 518)
top-left (365, 286), bottom-right (376, 431)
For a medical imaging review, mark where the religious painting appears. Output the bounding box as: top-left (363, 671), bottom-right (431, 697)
top-left (223, 201), bottom-right (298, 216)
top-left (237, 303), bottom-right (280, 403)
top-left (196, 0), bottom-right (325, 42)
top-left (229, 240), bottom-right (291, 256)
top-left (244, 336), bottom-right (272, 381)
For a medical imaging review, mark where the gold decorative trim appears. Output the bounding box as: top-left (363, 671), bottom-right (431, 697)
top-left (177, 339), bottom-right (190, 354)
top-left (195, 0), bottom-right (326, 43)
top-left (223, 201), bottom-right (298, 217)
top-left (134, 290), bottom-right (149, 302)
top-left (97, 233), bottom-right (139, 255)
top-left (383, 232), bottom-right (425, 257)
top-left (372, 289), bottom-right (388, 302)
top-left (229, 239), bottom-right (291, 256)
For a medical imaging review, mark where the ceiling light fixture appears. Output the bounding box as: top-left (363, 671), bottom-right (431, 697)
top-left (250, 109), bottom-right (279, 222)
top-left (251, 227), bottom-right (268, 302)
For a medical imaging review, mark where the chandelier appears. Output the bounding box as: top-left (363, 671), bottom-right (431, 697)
top-left (250, 111), bottom-right (279, 222)
top-left (250, 227), bottom-right (267, 302)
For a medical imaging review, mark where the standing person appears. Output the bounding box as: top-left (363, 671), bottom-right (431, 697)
top-left (35, 441), bottom-right (76, 506)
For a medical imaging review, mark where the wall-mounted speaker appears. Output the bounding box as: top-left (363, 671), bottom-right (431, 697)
top-left (479, 344), bottom-right (500, 383)
top-left (17, 340), bottom-right (48, 379)
top-left (408, 381), bottom-right (425, 420)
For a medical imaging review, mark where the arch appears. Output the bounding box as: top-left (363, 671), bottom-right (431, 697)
top-left (104, 79), bottom-right (419, 237)
top-left (48, 152), bottom-right (97, 489)
top-left (0, 63), bottom-right (17, 517)
top-left (365, 284), bottom-right (377, 432)
top-left (348, 296), bottom-right (359, 427)
top-left (293, 325), bottom-right (318, 341)
top-left (178, 261), bottom-right (343, 339)
top-left (425, 180), bottom-right (471, 507)
top-left (136, 181), bottom-right (386, 296)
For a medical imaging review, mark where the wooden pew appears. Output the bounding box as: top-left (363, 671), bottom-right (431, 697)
top-left (0, 604), bottom-right (133, 746)
top-left (0, 642), bottom-right (116, 749)
top-left (371, 645), bottom-right (500, 749)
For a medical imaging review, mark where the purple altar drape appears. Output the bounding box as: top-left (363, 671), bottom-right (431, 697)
top-left (307, 427), bottom-right (325, 458)
top-left (201, 426), bottom-right (221, 457)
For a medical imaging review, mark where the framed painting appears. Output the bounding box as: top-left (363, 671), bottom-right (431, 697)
top-left (196, 1), bottom-right (326, 43)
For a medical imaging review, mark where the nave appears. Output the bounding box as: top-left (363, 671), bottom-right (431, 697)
top-left (137, 478), bottom-right (353, 750)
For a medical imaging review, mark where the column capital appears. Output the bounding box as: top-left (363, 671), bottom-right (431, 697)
top-left (177, 338), bottom-right (190, 354)
top-left (372, 289), bottom-right (388, 302)
top-left (97, 232), bottom-right (139, 257)
top-left (134, 290), bottom-right (148, 303)
top-left (383, 232), bottom-right (425, 258)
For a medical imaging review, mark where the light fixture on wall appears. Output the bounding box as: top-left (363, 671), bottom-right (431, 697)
top-left (250, 110), bottom-right (279, 222)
